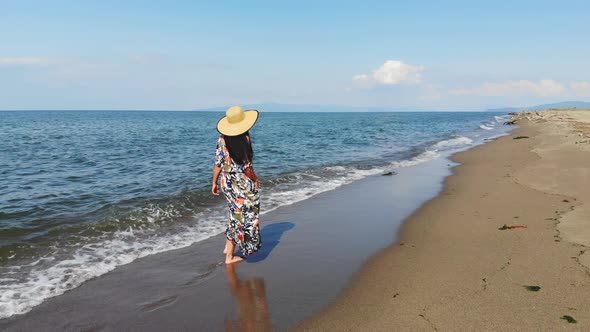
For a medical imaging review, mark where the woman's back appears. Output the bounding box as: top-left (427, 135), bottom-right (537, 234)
top-left (215, 135), bottom-right (253, 173)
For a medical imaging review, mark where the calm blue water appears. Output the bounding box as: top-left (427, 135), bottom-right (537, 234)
top-left (0, 110), bottom-right (510, 318)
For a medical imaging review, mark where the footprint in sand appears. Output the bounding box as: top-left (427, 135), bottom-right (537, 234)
top-left (180, 270), bottom-right (215, 287)
top-left (139, 295), bottom-right (179, 312)
top-left (180, 262), bottom-right (221, 288)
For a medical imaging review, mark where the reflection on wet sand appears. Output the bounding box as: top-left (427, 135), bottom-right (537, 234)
top-left (224, 264), bottom-right (272, 331)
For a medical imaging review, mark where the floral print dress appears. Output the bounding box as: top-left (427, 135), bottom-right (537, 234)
top-left (215, 136), bottom-right (262, 256)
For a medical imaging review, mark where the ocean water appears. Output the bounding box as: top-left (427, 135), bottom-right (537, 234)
top-left (0, 110), bottom-right (510, 318)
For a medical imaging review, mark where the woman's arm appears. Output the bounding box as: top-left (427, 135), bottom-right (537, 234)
top-left (211, 165), bottom-right (221, 195)
top-left (244, 134), bottom-right (258, 189)
top-left (253, 172), bottom-right (259, 190)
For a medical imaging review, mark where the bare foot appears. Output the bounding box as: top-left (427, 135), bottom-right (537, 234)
top-left (225, 256), bottom-right (244, 264)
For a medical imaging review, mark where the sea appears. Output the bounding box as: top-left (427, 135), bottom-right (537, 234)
top-left (0, 110), bottom-right (511, 318)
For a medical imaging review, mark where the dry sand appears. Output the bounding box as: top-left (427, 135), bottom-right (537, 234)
top-left (298, 109), bottom-right (590, 331)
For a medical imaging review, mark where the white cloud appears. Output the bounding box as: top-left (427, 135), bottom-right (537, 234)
top-left (0, 57), bottom-right (53, 66)
top-left (372, 60), bottom-right (426, 85)
top-left (352, 74), bottom-right (369, 82)
top-left (570, 81), bottom-right (590, 96)
top-left (351, 73), bottom-right (374, 89)
top-left (451, 79), bottom-right (566, 97)
top-left (351, 60), bottom-right (426, 86)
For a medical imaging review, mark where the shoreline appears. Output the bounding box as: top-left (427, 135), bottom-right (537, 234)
top-left (299, 109), bottom-right (590, 330)
top-left (11, 109), bottom-right (588, 330)
top-left (0, 149), bottom-right (465, 331)
top-left (0, 111), bottom-right (508, 321)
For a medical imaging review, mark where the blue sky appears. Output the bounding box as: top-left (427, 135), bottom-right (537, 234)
top-left (1, 0), bottom-right (589, 110)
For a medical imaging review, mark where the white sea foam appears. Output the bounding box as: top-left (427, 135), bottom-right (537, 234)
top-left (480, 124), bottom-right (494, 130)
top-left (324, 165), bottom-right (347, 171)
top-left (494, 115), bottom-right (510, 123)
top-left (432, 136), bottom-right (473, 150)
top-left (0, 130), bottom-right (496, 319)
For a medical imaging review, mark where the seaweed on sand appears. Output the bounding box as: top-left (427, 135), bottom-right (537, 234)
top-left (513, 136), bottom-right (529, 139)
top-left (560, 315), bottom-right (577, 323)
top-left (498, 224), bottom-right (528, 230)
top-left (524, 285), bottom-right (541, 292)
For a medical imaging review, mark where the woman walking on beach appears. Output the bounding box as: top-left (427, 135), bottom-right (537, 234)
top-left (212, 106), bottom-right (262, 264)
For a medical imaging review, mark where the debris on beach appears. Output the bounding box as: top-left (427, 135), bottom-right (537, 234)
top-left (503, 110), bottom-right (550, 125)
top-left (524, 285), bottom-right (541, 292)
top-left (382, 171), bottom-right (397, 176)
top-left (513, 136), bottom-right (529, 140)
top-left (498, 224), bottom-right (528, 230)
top-left (560, 315), bottom-right (577, 323)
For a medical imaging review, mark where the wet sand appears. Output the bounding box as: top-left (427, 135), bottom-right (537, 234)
top-left (0, 153), bottom-right (456, 331)
top-left (299, 109), bottom-right (590, 331)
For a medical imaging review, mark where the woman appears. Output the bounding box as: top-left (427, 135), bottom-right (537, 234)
top-left (212, 106), bottom-right (262, 264)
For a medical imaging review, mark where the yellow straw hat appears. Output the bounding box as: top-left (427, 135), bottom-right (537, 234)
top-left (216, 106), bottom-right (259, 136)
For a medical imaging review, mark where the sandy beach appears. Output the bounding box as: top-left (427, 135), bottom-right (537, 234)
top-left (1, 109), bottom-right (588, 331)
top-left (299, 109), bottom-right (590, 331)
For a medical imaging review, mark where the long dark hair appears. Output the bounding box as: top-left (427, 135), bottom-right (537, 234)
top-left (224, 131), bottom-right (253, 165)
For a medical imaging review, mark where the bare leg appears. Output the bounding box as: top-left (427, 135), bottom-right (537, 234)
top-left (225, 239), bottom-right (244, 264)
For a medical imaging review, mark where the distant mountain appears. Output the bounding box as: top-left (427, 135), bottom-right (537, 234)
top-left (487, 101), bottom-right (590, 112)
top-left (195, 101), bottom-right (590, 113)
top-left (192, 103), bottom-right (430, 113)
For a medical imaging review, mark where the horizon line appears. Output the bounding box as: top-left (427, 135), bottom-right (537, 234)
top-left (0, 109), bottom-right (494, 113)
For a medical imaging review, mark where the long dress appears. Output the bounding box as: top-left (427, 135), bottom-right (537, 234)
top-left (215, 136), bottom-right (262, 256)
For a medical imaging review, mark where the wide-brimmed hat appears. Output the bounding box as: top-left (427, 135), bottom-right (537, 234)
top-left (216, 106), bottom-right (259, 136)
